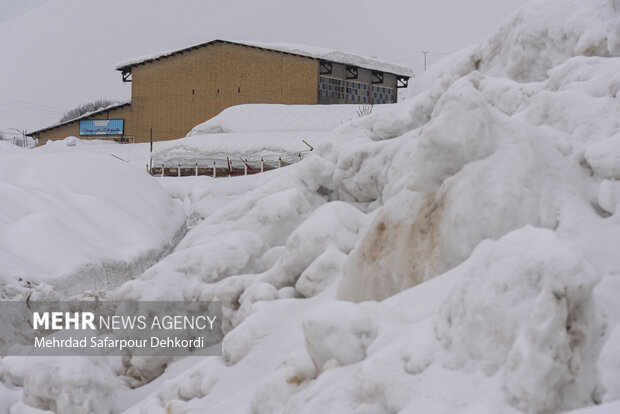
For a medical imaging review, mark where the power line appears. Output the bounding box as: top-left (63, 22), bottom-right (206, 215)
top-left (0, 97), bottom-right (67, 117)
top-left (391, 52), bottom-right (424, 63)
top-left (390, 50), bottom-right (452, 71)
top-left (0, 101), bottom-right (65, 114)
top-left (0, 101), bottom-right (65, 116)
top-left (0, 97), bottom-right (67, 112)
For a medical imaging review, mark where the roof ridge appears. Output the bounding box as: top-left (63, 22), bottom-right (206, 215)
top-left (115, 39), bottom-right (414, 77)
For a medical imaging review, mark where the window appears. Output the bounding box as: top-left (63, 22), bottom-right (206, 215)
top-left (371, 85), bottom-right (394, 104)
top-left (319, 76), bottom-right (344, 99)
top-left (346, 80), bottom-right (369, 104)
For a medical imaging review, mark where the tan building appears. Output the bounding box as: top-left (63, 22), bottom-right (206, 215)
top-left (29, 40), bottom-right (412, 144)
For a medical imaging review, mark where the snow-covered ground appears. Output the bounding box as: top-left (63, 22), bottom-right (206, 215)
top-left (2, 0), bottom-right (620, 413)
top-left (32, 137), bottom-right (151, 171)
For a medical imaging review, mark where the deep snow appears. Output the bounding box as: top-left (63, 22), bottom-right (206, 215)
top-left (0, 142), bottom-right (185, 297)
top-left (2, 0), bottom-right (620, 413)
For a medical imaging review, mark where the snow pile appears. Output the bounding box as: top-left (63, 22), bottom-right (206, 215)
top-left (21, 356), bottom-right (120, 414)
top-left (115, 157), bottom-right (334, 324)
top-left (0, 149), bottom-right (185, 295)
top-left (5, 0), bottom-right (620, 413)
top-left (113, 0), bottom-right (620, 412)
top-left (302, 301), bottom-right (377, 374)
top-left (36, 136), bottom-right (151, 172)
top-left (436, 228), bottom-right (600, 412)
top-left (187, 104), bottom-right (390, 135)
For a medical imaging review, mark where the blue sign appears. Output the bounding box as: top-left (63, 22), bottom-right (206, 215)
top-left (79, 119), bottom-right (124, 136)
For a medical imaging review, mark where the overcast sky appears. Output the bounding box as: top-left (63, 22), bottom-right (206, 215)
top-left (0, 0), bottom-right (49, 22)
top-left (0, 0), bottom-right (529, 137)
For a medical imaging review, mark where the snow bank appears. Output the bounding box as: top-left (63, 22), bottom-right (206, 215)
top-left (597, 326), bottom-right (620, 402)
top-left (337, 80), bottom-right (570, 302)
top-left (22, 356), bottom-right (120, 414)
top-left (436, 227), bottom-right (600, 413)
top-left (187, 104), bottom-right (393, 135)
top-left (35, 136), bottom-right (151, 172)
top-left (302, 301), bottom-right (377, 373)
top-left (0, 150), bottom-right (185, 295)
top-left (335, 0), bottom-right (620, 302)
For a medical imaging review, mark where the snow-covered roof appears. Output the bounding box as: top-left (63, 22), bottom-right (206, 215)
top-left (115, 39), bottom-right (414, 77)
top-left (28, 102), bottom-right (131, 136)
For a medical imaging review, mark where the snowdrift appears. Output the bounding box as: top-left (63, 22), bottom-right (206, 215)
top-left (0, 145), bottom-right (185, 296)
top-left (34, 136), bottom-right (151, 172)
top-left (3, 0), bottom-right (620, 413)
top-left (187, 104), bottom-right (392, 135)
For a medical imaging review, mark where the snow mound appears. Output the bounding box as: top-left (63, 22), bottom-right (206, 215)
top-left (337, 81), bottom-right (570, 301)
top-left (585, 133), bottom-right (620, 180)
top-left (302, 301), bottom-right (377, 373)
top-left (35, 136), bottom-right (151, 172)
top-left (436, 227), bottom-right (600, 413)
top-left (152, 104), bottom-right (393, 167)
top-left (0, 151), bottom-right (185, 294)
top-left (597, 325), bottom-right (620, 402)
top-left (22, 356), bottom-right (120, 414)
top-left (187, 104), bottom-right (391, 135)
top-left (476, 0), bottom-right (620, 82)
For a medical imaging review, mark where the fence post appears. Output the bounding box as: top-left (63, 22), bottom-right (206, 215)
top-left (178, 164), bottom-right (181, 177)
top-left (278, 157), bottom-right (282, 168)
top-left (146, 164), bottom-right (149, 174)
top-left (213, 161), bottom-right (216, 178)
top-left (195, 163), bottom-right (198, 176)
top-left (244, 159), bottom-right (248, 175)
top-left (261, 158), bottom-right (264, 173)
top-left (162, 164), bottom-right (165, 177)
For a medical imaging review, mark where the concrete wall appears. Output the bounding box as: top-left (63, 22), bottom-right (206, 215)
top-left (130, 42), bottom-right (318, 142)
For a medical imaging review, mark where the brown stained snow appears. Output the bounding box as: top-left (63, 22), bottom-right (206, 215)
top-left (340, 191), bottom-right (448, 302)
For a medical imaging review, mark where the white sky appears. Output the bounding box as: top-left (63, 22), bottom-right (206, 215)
top-left (0, 0), bottom-right (49, 23)
top-left (0, 0), bottom-right (529, 137)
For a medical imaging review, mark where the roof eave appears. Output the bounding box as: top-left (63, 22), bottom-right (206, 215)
top-left (27, 102), bottom-right (131, 136)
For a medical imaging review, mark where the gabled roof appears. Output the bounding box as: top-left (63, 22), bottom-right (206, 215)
top-left (27, 102), bottom-right (130, 136)
top-left (115, 39), bottom-right (414, 77)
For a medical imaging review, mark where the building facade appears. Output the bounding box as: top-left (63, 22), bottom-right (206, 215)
top-left (30, 40), bottom-right (412, 144)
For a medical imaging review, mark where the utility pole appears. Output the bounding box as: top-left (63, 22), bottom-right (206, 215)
top-left (10, 128), bottom-right (27, 148)
top-left (149, 127), bottom-right (153, 174)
